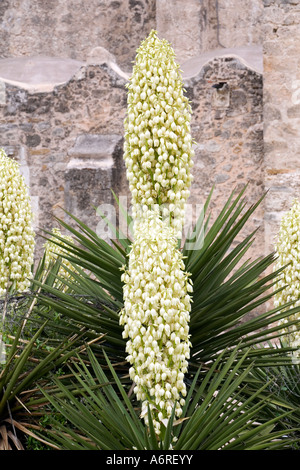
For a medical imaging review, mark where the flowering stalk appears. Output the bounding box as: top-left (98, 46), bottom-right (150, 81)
top-left (0, 149), bottom-right (35, 294)
top-left (0, 148), bottom-right (35, 362)
top-left (123, 30), bottom-right (194, 237)
top-left (120, 30), bottom-right (194, 436)
top-left (274, 199), bottom-right (300, 359)
top-left (120, 212), bottom-right (192, 435)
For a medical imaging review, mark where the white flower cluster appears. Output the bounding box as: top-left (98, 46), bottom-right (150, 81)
top-left (274, 199), bottom-right (300, 358)
top-left (120, 213), bottom-right (192, 434)
top-left (44, 227), bottom-right (76, 290)
top-left (123, 30), bottom-right (194, 237)
top-left (0, 148), bottom-right (35, 297)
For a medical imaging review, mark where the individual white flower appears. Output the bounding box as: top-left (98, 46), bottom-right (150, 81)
top-left (0, 148), bottom-right (35, 296)
top-left (120, 212), bottom-right (192, 433)
top-left (273, 199), bottom-right (300, 359)
top-left (123, 30), bottom-right (194, 237)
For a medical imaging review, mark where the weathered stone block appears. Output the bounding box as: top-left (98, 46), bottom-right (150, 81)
top-left (68, 134), bottom-right (122, 165)
top-left (64, 165), bottom-right (115, 234)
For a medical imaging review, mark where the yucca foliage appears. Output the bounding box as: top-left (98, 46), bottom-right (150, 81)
top-left (32, 187), bottom-right (300, 365)
top-left (0, 280), bottom-right (86, 450)
top-left (43, 227), bottom-right (77, 291)
top-left (38, 347), bottom-right (299, 451)
top-left (0, 254), bottom-right (110, 450)
top-left (26, 186), bottom-right (300, 449)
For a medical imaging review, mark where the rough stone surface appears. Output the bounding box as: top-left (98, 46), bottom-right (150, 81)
top-left (263, 0), bottom-right (300, 254)
top-left (0, 0), bottom-right (299, 273)
top-left (185, 56), bottom-right (264, 259)
top-left (0, 0), bottom-right (263, 70)
top-left (218, 0), bottom-right (264, 48)
top-left (0, 0), bottom-right (156, 72)
top-left (0, 49), bottom-right (265, 260)
top-left (0, 56), bottom-right (84, 92)
top-left (0, 62), bottom-right (128, 255)
top-left (68, 134), bottom-right (122, 161)
top-left (156, 0), bottom-right (218, 63)
top-left (156, 0), bottom-right (263, 64)
top-left (182, 46), bottom-right (263, 78)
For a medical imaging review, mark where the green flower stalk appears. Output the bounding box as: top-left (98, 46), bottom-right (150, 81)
top-left (0, 148), bottom-right (35, 296)
top-left (123, 30), bottom-right (194, 237)
top-left (274, 199), bottom-right (300, 358)
top-left (120, 212), bottom-right (192, 435)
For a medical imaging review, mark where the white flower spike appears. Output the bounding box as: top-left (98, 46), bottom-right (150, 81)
top-left (0, 148), bottom-right (35, 363)
top-left (123, 30), bottom-right (194, 237)
top-left (120, 213), bottom-right (192, 434)
top-left (274, 199), bottom-right (300, 359)
top-left (120, 31), bottom-right (194, 435)
top-left (0, 148), bottom-right (35, 296)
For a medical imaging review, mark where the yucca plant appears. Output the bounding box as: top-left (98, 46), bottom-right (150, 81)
top-left (0, 149), bottom-right (35, 297)
top-left (0, 148), bottom-right (35, 365)
top-left (245, 348), bottom-right (300, 441)
top-left (16, 30), bottom-right (300, 449)
top-left (0, 310), bottom-right (79, 449)
top-left (31, 31), bottom-right (299, 374)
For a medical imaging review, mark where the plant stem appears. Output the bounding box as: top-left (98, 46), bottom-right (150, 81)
top-left (0, 288), bottom-right (9, 364)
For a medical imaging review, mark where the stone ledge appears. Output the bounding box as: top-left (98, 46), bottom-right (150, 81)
top-left (0, 45), bottom-right (262, 95)
top-left (68, 134), bottom-right (122, 165)
top-left (0, 56), bottom-right (85, 92)
top-left (67, 158), bottom-right (114, 170)
top-left (182, 46), bottom-right (263, 79)
top-left (0, 54), bottom-right (129, 93)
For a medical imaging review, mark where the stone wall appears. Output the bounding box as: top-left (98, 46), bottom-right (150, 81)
top-left (0, 49), bottom-right (264, 259)
top-left (156, 0), bottom-right (263, 63)
top-left (156, 0), bottom-right (219, 63)
top-left (0, 0), bottom-right (262, 68)
top-left (218, 0), bottom-right (264, 48)
top-left (0, 0), bottom-right (299, 266)
top-left (185, 56), bottom-right (264, 257)
top-left (0, 60), bottom-right (128, 254)
top-left (263, 0), bottom-right (300, 254)
top-left (0, 0), bottom-right (156, 72)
